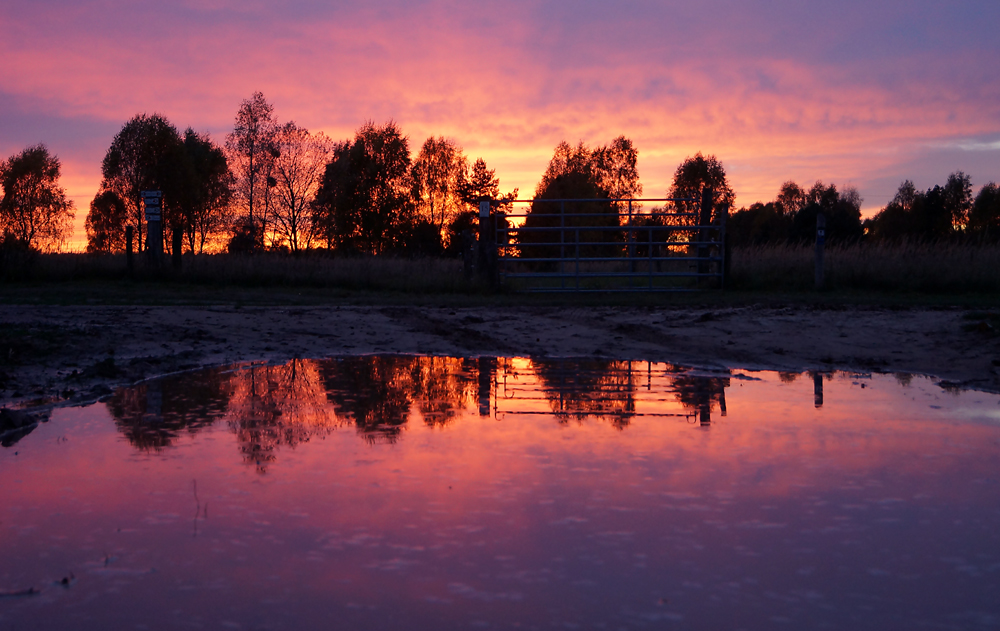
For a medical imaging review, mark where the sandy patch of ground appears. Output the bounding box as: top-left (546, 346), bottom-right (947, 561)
top-left (2, 304), bottom-right (999, 413)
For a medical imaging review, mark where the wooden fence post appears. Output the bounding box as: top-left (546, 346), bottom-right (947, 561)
top-left (813, 371), bottom-right (824, 408)
top-left (125, 225), bottom-right (134, 275)
top-left (462, 229), bottom-right (474, 280)
top-left (172, 227), bottom-right (182, 271)
top-left (815, 212), bottom-right (826, 290)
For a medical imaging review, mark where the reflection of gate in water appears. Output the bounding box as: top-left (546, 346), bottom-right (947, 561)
top-left (490, 358), bottom-right (729, 427)
top-left (496, 194), bottom-right (727, 293)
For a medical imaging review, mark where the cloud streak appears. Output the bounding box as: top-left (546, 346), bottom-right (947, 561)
top-left (2, 0), bottom-right (999, 247)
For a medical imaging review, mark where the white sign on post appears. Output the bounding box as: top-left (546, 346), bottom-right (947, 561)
top-left (142, 190), bottom-right (163, 220)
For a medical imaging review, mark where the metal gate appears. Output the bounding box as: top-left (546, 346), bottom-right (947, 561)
top-left (494, 195), bottom-right (727, 292)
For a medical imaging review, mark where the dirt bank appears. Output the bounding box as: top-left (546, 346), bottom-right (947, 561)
top-left (2, 303), bottom-right (999, 411)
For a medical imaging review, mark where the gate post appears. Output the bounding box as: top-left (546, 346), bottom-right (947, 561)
top-left (697, 188), bottom-right (714, 284)
top-left (477, 198), bottom-right (496, 287)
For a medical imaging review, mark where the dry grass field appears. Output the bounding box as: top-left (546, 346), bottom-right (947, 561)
top-left (4, 242), bottom-right (1000, 295)
top-left (729, 242), bottom-right (1000, 293)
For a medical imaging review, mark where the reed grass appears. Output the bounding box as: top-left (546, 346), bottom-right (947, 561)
top-left (4, 242), bottom-right (1000, 296)
top-left (730, 241), bottom-right (1000, 293)
top-left (5, 252), bottom-right (486, 294)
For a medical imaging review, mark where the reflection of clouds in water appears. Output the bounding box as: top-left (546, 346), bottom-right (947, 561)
top-left (949, 407), bottom-right (1000, 424)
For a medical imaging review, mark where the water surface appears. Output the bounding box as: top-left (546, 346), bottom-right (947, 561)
top-left (2, 357), bottom-right (999, 630)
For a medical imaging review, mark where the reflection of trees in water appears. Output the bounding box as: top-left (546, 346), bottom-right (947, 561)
top-left (406, 356), bottom-right (479, 425)
top-left (108, 367), bottom-right (234, 451)
top-left (671, 373), bottom-right (730, 426)
top-left (778, 372), bottom-right (799, 383)
top-left (226, 360), bottom-right (342, 470)
top-left (527, 359), bottom-right (731, 427)
top-left (318, 356), bottom-right (480, 443)
top-left (530, 359), bottom-right (641, 428)
top-left (109, 355), bottom-right (735, 459)
top-left (109, 356), bottom-right (487, 458)
top-left (109, 361), bottom-right (343, 469)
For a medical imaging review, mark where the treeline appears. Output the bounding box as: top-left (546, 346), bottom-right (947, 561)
top-left (87, 93), bottom-right (519, 257)
top-left (730, 173), bottom-right (1000, 247)
top-left (0, 91), bottom-right (724, 258)
top-left (0, 145), bottom-right (75, 252)
top-left (3, 88), bottom-right (1000, 258)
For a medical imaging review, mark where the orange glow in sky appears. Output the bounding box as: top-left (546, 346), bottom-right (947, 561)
top-left (1, 1), bottom-right (999, 249)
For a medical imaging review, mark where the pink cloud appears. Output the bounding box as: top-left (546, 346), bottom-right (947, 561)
top-left (2, 0), bottom-right (998, 249)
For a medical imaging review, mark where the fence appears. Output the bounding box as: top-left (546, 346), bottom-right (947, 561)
top-left (487, 190), bottom-right (727, 292)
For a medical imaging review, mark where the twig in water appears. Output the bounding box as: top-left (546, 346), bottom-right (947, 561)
top-left (0, 587), bottom-right (40, 597)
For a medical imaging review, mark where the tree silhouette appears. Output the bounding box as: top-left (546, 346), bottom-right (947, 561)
top-left (519, 139), bottom-right (639, 260)
top-left (446, 157), bottom-right (518, 255)
top-left (312, 121), bottom-right (415, 254)
top-left (662, 153), bottom-right (735, 253)
top-left (668, 152), bottom-right (735, 214)
top-left (99, 113), bottom-right (183, 252)
top-left (865, 180), bottom-right (919, 242)
top-left (520, 171), bottom-right (618, 260)
top-left (727, 201), bottom-right (791, 247)
top-left (85, 190), bottom-right (128, 253)
top-left (457, 157), bottom-right (517, 208)
top-left (411, 136), bottom-right (466, 232)
top-left (943, 171), bottom-right (973, 230)
top-left (0, 144), bottom-right (74, 251)
top-left (174, 129), bottom-right (231, 254)
top-left (270, 122), bottom-right (333, 252)
top-left (968, 182), bottom-right (1000, 239)
top-left (225, 92), bottom-right (277, 250)
top-left (865, 174), bottom-right (969, 242)
top-left (592, 136), bottom-right (642, 202)
top-left (775, 181), bottom-right (807, 217)
top-left (790, 181), bottom-right (863, 243)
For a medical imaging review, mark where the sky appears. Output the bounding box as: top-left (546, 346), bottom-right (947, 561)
top-left (2, 0), bottom-right (999, 249)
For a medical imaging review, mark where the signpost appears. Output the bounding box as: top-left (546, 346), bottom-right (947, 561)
top-left (142, 190), bottom-right (163, 266)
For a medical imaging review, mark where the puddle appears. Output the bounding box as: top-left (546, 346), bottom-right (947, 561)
top-left (2, 356), bottom-right (999, 629)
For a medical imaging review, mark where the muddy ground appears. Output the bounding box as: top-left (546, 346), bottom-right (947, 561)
top-left (2, 303), bottom-right (1000, 417)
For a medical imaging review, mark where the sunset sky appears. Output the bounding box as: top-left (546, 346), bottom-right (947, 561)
top-left (2, 0), bottom-right (999, 249)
